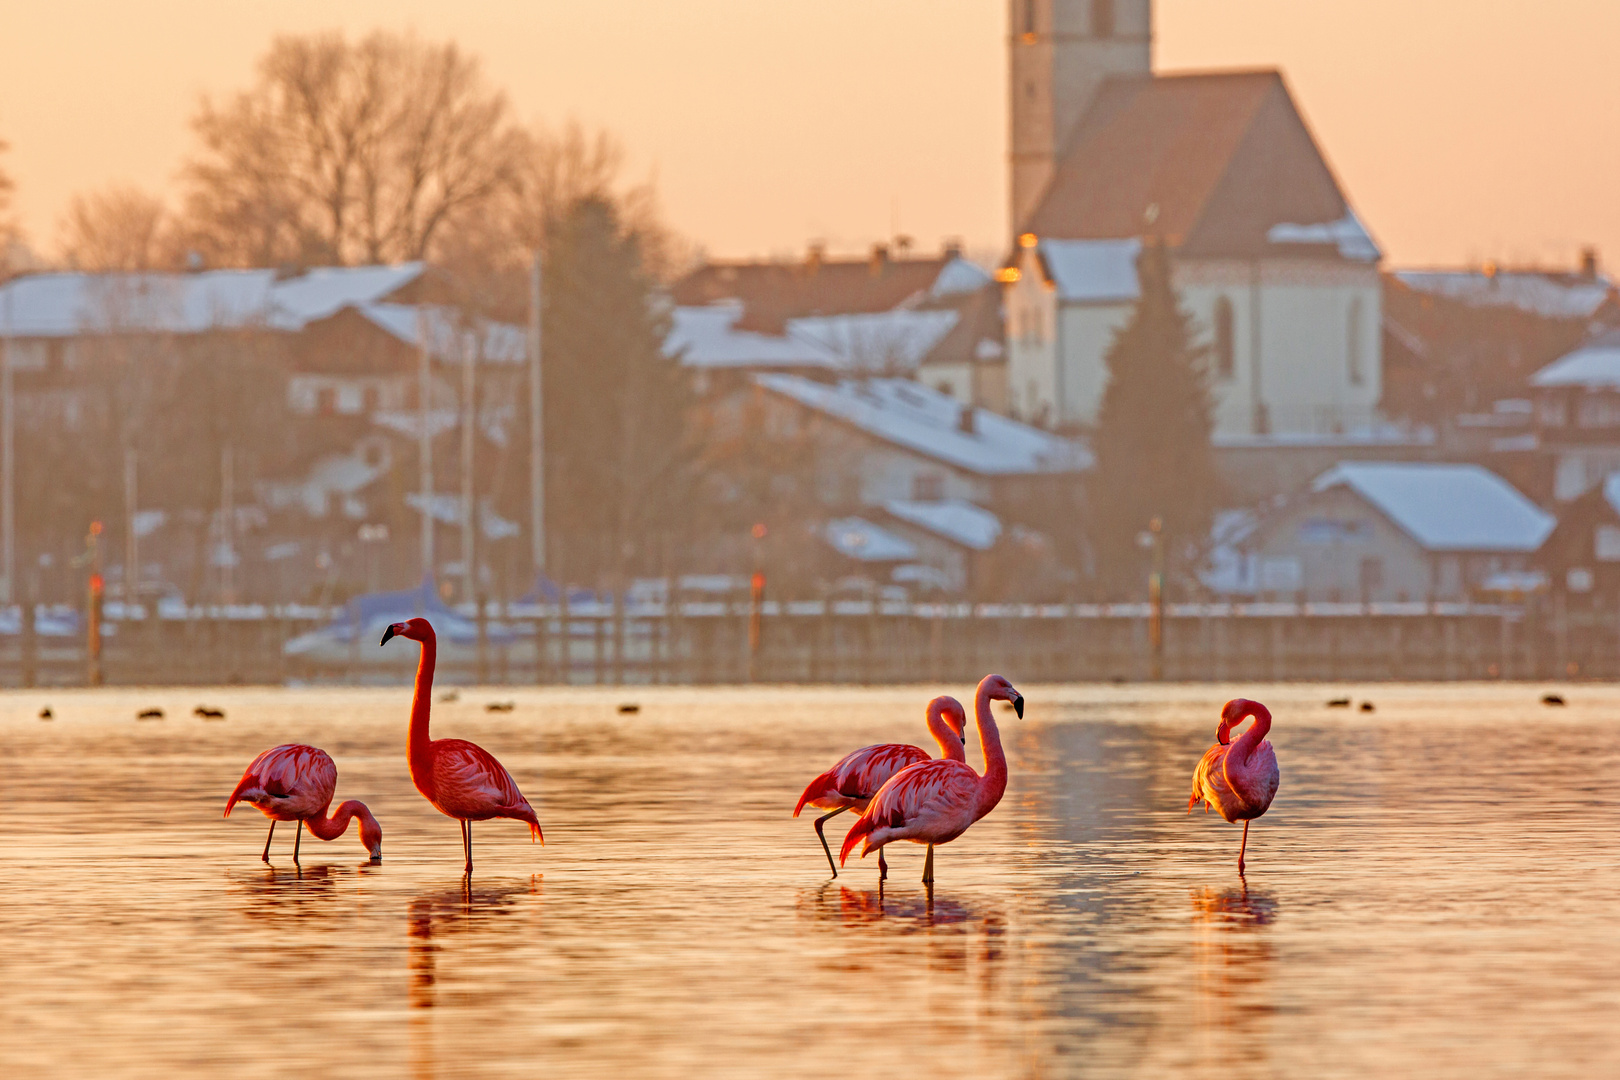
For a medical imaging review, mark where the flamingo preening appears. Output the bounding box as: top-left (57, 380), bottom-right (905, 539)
top-left (840, 675), bottom-right (1024, 884)
top-left (793, 695), bottom-right (968, 879)
top-left (1188, 698), bottom-right (1281, 874)
top-left (224, 744), bottom-right (382, 863)
top-left (382, 618), bottom-right (542, 873)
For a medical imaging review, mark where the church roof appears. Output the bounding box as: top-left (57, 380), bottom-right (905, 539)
top-left (1023, 70), bottom-right (1377, 262)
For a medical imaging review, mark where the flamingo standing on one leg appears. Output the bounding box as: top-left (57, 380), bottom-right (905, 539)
top-left (794, 695), bottom-right (967, 879)
top-left (381, 618), bottom-right (542, 873)
top-left (1188, 698), bottom-right (1281, 875)
top-left (224, 744), bottom-right (383, 863)
top-left (840, 675), bottom-right (1024, 884)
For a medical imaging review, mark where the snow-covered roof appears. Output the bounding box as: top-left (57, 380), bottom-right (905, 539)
top-left (786, 309), bottom-right (960, 373)
top-left (0, 264), bottom-right (421, 337)
top-left (1037, 239), bottom-right (1141, 303)
top-left (1602, 473), bottom-right (1620, 518)
top-left (824, 517), bottom-right (918, 562)
top-left (1395, 269), bottom-right (1613, 319)
top-left (1267, 210), bottom-right (1381, 262)
top-left (359, 302), bottom-right (526, 364)
top-left (755, 374), bottom-right (1093, 476)
top-left (665, 303), bottom-right (842, 371)
top-left (405, 493), bottom-right (521, 539)
top-left (1311, 461), bottom-right (1554, 552)
top-left (884, 498), bottom-right (1002, 550)
top-left (1529, 328), bottom-right (1620, 389)
top-left (928, 256), bottom-right (993, 298)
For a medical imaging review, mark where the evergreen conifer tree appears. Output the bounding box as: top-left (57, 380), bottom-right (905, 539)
top-left (1090, 240), bottom-right (1221, 596)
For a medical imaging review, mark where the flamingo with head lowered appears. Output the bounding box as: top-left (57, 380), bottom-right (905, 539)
top-left (1188, 698), bottom-right (1280, 875)
top-left (381, 617), bottom-right (542, 873)
top-left (794, 695), bottom-right (967, 879)
top-left (840, 675), bottom-right (1023, 884)
top-left (225, 744), bottom-right (382, 863)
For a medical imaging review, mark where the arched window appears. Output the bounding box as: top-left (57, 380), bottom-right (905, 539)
top-left (1347, 297), bottom-right (1364, 385)
top-left (1213, 296), bottom-right (1235, 379)
top-left (1091, 0), bottom-right (1115, 38)
top-left (1023, 0), bottom-right (1037, 36)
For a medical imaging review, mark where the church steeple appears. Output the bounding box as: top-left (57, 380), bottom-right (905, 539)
top-left (1009, 0), bottom-right (1153, 233)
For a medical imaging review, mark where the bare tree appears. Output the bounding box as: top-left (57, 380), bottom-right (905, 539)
top-left (0, 137), bottom-right (28, 279)
top-left (58, 185), bottom-right (180, 271)
top-left (179, 31), bottom-right (525, 268)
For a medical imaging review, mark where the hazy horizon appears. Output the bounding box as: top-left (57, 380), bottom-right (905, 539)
top-left (3, 0), bottom-right (1617, 270)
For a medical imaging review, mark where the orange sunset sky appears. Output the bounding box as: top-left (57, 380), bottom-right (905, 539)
top-left (2, 0), bottom-right (1617, 268)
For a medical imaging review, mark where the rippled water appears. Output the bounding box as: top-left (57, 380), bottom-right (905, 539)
top-left (2, 682), bottom-right (1618, 1078)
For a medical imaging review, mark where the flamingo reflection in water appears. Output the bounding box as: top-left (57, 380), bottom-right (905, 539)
top-left (1189, 698), bottom-right (1280, 874)
top-left (1191, 882), bottom-right (1278, 1056)
top-left (224, 744), bottom-right (382, 863)
top-left (794, 695), bottom-right (967, 879)
top-left (382, 618), bottom-right (543, 873)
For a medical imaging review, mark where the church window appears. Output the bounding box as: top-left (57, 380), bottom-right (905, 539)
top-left (1213, 296), bottom-right (1235, 379)
top-left (1092, 0), bottom-right (1114, 38)
top-left (1347, 297), bottom-right (1364, 385)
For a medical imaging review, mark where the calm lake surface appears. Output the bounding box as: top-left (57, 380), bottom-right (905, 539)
top-left (2, 682), bottom-right (1617, 1078)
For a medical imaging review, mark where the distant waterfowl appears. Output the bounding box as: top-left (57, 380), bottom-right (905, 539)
top-left (225, 744), bottom-right (382, 863)
top-left (1189, 698), bottom-right (1281, 875)
top-left (485, 701), bottom-right (515, 713)
top-left (795, 694), bottom-right (967, 878)
top-left (193, 705), bottom-right (226, 720)
top-left (137, 708), bottom-right (164, 720)
top-left (439, 691), bottom-right (459, 703)
top-left (38, 706), bottom-right (52, 721)
top-left (840, 675), bottom-right (1023, 884)
top-left (1542, 693), bottom-right (1566, 706)
top-left (1359, 701), bottom-right (1375, 713)
top-left (1326, 697), bottom-right (1351, 708)
top-left (617, 703), bottom-right (640, 714)
top-left (383, 618), bottom-right (541, 873)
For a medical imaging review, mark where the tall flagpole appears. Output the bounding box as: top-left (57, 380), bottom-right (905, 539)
top-left (528, 251), bottom-right (545, 581)
top-left (418, 307), bottom-right (434, 585)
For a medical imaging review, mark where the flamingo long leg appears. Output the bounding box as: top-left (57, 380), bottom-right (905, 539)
top-left (812, 808), bottom-right (847, 877)
top-left (879, 848), bottom-right (888, 881)
top-left (462, 820), bottom-right (473, 875)
top-left (293, 820), bottom-right (302, 865)
top-left (1238, 820), bottom-right (1250, 875)
top-left (261, 820), bottom-right (276, 863)
top-left (922, 843), bottom-right (935, 884)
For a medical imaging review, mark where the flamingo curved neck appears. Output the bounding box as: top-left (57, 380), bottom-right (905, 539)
top-left (408, 632), bottom-right (438, 798)
top-left (973, 682), bottom-right (1009, 817)
top-left (925, 705), bottom-right (965, 762)
top-left (1229, 702), bottom-right (1272, 766)
top-left (305, 800), bottom-right (368, 841)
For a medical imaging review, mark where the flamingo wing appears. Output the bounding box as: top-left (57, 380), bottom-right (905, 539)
top-left (430, 739), bottom-right (536, 824)
top-left (795, 742), bottom-right (930, 816)
top-left (839, 759), bottom-right (979, 864)
top-left (226, 744), bottom-right (336, 820)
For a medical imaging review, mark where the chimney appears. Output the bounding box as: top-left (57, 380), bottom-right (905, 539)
top-left (805, 241), bottom-right (825, 275)
top-left (869, 243), bottom-right (889, 278)
top-left (1581, 246), bottom-right (1600, 280)
top-left (942, 238), bottom-right (963, 260)
top-left (957, 403), bottom-right (976, 434)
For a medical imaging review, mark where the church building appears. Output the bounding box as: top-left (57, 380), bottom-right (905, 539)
top-left (1002, 0), bottom-right (1383, 440)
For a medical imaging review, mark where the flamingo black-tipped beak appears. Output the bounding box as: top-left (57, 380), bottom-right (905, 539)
top-left (380, 624), bottom-right (397, 646)
top-left (1013, 695), bottom-right (1025, 719)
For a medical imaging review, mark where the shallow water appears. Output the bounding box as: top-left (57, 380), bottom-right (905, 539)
top-left (1, 682), bottom-right (1617, 1078)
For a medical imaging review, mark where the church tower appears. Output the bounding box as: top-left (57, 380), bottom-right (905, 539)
top-left (1008, 0), bottom-right (1152, 232)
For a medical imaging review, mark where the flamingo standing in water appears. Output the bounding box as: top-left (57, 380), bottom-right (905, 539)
top-left (1188, 698), bottom-right (1281, 874)
top-left (224, 744), bottom-right (382, 863)
top-left (840, 675), bottom-right (1024, 884)
top-left (794, 695), bottom-right (967, 879)
top-left (381, 618), bottom-right (542, 873)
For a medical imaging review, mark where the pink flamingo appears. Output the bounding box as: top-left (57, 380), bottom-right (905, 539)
top-left (1188, 698), bottom-right (1281, 874)
top-left (224, 744), bottom-right (382, 863)
top-left (794, 695), bottom-right (968, 879)
top-left (381, 618), bottom-right (542, 873)
top-left (840, 675), bottom-right (1024, 884)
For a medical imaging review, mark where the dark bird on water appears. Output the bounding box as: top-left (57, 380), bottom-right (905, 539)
top-left (1326, 697), bottom-right (1351, 707)
top-left (1359, 701), bottom-right (1375, 713)
top-left (618, 703), bottom-right (640, 714)
top-left (38, 706), bottom-right (52, 720)
top-left (194, 706), bottom-right (226, 720)
top-left (486, 701), bottom-right (515, 713)
top-left (1542, 693), bottom-right (1566, 706)
top-left (137, 708), bottom-right (164, 720)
